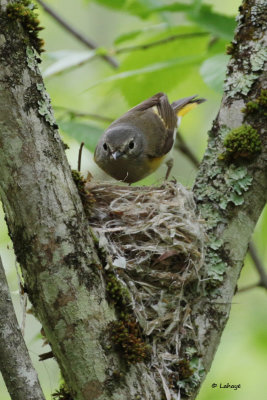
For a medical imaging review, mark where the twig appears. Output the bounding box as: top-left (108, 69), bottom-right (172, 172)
top-left (238, 242), bottom-right (267, 293)
top-left (0, 256), bottom-right (45, 400)
top-left (39, 350), bottom-right (54, 361)
top-left (78, 142), bottom-right (84, 172)
top-left (237, 282), bottom-right (260, 293)
top-left (15, 260), bottom-right (27, 336)
top-left (54, 106), bottom-right (114, 123)
top-left (174, 131), bottom-right (200, 168)
top-left (115, 32), bottom-right (209, 54)
top-left (248, 241), bottom-right (267, 288)
top-left (36, 0), bottom-right (119, 69)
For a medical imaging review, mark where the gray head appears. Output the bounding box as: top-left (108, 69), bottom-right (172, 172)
top-left (94, 123), bottom-right (145, 166)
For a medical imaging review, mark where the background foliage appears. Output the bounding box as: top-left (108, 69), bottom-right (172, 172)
top-left (1, 0), bottom-right (267, 399)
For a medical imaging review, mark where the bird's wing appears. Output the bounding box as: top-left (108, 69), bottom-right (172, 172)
top-left (129, 93), bottom-right (177, 157)
top-left (131, 92), bottom-right (177, 131)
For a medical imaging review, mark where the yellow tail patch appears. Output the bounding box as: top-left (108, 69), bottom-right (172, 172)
top-left (177, 102), bottom-right (198, 117)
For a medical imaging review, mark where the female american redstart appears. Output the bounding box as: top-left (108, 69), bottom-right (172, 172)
top-left (94, 92), bottom-right (205, 183)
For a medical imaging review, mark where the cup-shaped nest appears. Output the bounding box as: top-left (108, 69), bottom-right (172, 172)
top-left (86, 180), bottom-right (205, 397)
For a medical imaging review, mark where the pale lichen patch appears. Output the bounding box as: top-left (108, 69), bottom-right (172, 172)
top-left (36, 82), bottom-right (56, 126)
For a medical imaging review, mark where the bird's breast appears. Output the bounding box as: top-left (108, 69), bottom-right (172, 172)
top-left (97, 154), bottom-right (165, 183)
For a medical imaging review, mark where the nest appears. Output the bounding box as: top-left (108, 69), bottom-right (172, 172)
top-left (86, 180), bottom-right (205, 398)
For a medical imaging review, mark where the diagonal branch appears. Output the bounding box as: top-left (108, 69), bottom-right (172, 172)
top-left (191, 0), bottom-right (267, 397)
top-left (174, 134), bottom-right (267, 291)
top-left (54, 105), bottom-right (114, 123)
top-left (175, 130), bottom-right (200, 168)
top-left (0, 256), bottom-right (45, 400)
top-left (239, 242), bottom-right (267, 292)
top-left (115, 31), bottom-right (209, 54)
top-left (248, 241), bottom-right (267, 288)
top-left (36, 0), bottom-right (119, 69)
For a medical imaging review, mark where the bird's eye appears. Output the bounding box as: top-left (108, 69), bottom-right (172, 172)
top-left (129, 140), bottom-right (135, 149)
top-left (103, 143), bottom-right (108, 151)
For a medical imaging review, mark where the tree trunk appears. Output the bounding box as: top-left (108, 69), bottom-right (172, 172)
top-left (0, 257), bottom-right (45, 400)
top-left (0, 0), bottom-right (266, 399)
top-left (0, 1), bottom-right (162, 399)
top-left (191, 0), bottom-right (267, 396)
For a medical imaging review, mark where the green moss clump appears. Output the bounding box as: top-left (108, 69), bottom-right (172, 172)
top-left (219, 124), bottom-right (261, 160)
top-left (6, 0), bottom-right (44, 53)
top-left (106, 273), bottom-right (130, 308)
top-left (258, 89), bottom-right (267, 108)
top-left (52, 383), bottom-right (73, 400)
top-left (242, 89), bottom-right (267, 116)
top-left (226, 42), bottom-right (235, 56)
top-left (178, 359), bottom-right (194, 380)
top-left (110, 319), bottom-right (151, 364)
top-left (105, 272), bottom-right (151, 364)
top-left (244, 100), bottom-right (259, 114)
top-left (71, 170), bottom-right (95, 215)
top-left (63, 142), bottom-right (70, 150)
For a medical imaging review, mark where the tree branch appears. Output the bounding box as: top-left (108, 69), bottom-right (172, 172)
top-left (174, 135), bottom-right (267, 291)
top-left (0, 256), bottom-right (45, 400)
top-left (54, 105), bottom-right (114, 123)
top-left (191, 0), bottom-right (267, 397)
top-left (175, 131), bottom-right (200, 168)
top-left (36, 0), bottom-right (119, 69)
top-left (0, 2), bottom-right (161, 398)
top-left (114, 32), bottom-right (209, 54)
top-left (239, 241), bottom-right (267, 292)
top-left (248, 241), bottom-right (267, 288)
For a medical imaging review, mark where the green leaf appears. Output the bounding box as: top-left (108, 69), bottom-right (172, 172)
top-left (43, 50), bottom-right (96, 78)
top-left (113, 25), bottom-right (209, 106)
top-left (85, 55), bottom-right (204, 91)
top-left (150, 3), bottom-right (235, 39)
top-left (189, 5), bottom-right (235, 40)
top-left (114, 23), bottom-right (168, 45)
top-left (124, 0), bottom-right (156, 18)
top-left (85, 0), bottom-right (125, 8)
top-left (58, 120), bottom-right (103, 152)
top-left (86, 0), bottom-right (158, 18)
top-left (200, 54), bottom-right (229, 92)
top-left (114, 30), bottom-right (143, 45)
top-left (151, 3), bottom-right (191, 13)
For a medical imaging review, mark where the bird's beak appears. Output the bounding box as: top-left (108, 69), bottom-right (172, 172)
top-left (112, 151), bottom-right (123, 160)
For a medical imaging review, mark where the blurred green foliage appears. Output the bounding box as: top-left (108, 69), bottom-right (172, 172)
top-left (1, 0), bottom-right (267, 399)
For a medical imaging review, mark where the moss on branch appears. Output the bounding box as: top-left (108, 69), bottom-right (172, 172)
top-left (6, 0), bottom-right (44, 53)
top-left (219, 124), bottom-right (261, 160)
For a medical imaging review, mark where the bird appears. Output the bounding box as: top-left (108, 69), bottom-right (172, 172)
top-left (94, 92), bottom-right (205, 184)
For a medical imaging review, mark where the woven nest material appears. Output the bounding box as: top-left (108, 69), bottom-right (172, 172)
top-left (86, 180), bottom-right (205, 398)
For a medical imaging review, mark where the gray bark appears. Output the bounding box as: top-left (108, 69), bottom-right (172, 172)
top-left (0, 1), bottom-right (161, 399)
top-left (191, 0), bottom-right (267, 397)
top-left (0, 0), bottom-right (266, 399)
top-left (0, 256), bottom-right (45, 400)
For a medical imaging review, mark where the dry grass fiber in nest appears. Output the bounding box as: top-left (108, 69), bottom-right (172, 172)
top-left (86, 180), bottom-right (205, 398)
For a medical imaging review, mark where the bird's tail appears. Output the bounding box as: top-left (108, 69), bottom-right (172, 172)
top-left (171, 95), bottom-right (206, 117)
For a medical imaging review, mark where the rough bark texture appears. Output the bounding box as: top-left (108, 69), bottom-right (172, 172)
top-left (191, 0), bottom-right (267, 397)
top-left (0, 257), bottom-right (45, 400)
top-left (0, 0), bottom-right (266, 399)
top-left (0, 1), bottom-right (162, 399)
